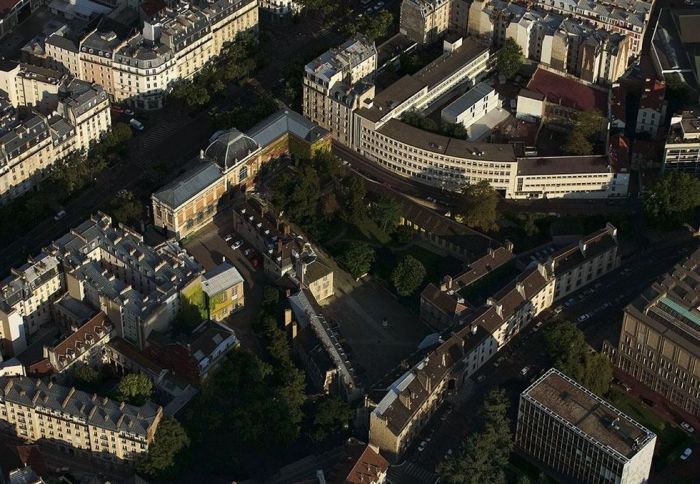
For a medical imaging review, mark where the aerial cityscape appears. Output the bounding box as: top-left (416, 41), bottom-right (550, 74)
top-left (0, 0), bottom-right (698, 482)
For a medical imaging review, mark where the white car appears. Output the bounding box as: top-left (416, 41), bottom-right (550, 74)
top-left (680, 448), bottom-right (693, 460)
top-left (520, 366), bottom-right (530, 376)
top-left (577, 313), bottom-right (590, 323)
top-left (554, 306), bottom-right (563, 314)
top-left (681, 422), bottom-right (695, 433)
top-left (231, 240), bottom-right (243, 250)
top-left (224, 234), bottom-right (233, 243)
top-left (54, 209), bottom-right (66, 221)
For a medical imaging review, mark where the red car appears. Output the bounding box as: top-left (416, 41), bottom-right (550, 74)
top-left (111, 105), bottom-right (125, 113)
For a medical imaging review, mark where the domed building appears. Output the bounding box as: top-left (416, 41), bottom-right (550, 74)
top-left (204, 128), bottom-right (261, 188)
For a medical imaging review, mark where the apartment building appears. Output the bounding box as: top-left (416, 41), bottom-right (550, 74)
top-left (0, 254), bottom-right (63, 356)
top-left (400, 0), bottom-right (451, 44)
top-left (44, 311), bottom-right (112, 373)
top-left (533, 0), bottom-right (652, 57)
top-left (516, 369), bottom-right (656, 484)
top-left (0, 62), bottom-right (66, 112)
top-left (468, 0), bottom-right (631, 84)
top-left (606, 247), bottom-right (700, 417)
top-left (303, 36), bottom-right (378, 146)
top-left (45, 213), bottom-right (201, 350)
top-left (45, 0), bottom-right (258, 109)
top-left (663, 109), bottom-right (700, 175)
top-left (441, 82), bottom-right (499, 129)
top-left (0, 376), bottom-right (163, 464)
top-left (371, 261), bottom-right (554, 461)
top-left (201, 261), bottom-right (244, 321)
top-left (259, 0), bottom-right (301, 17)
top-left (288, 309), bottom-right (339, 395)
top-left (0, 79), bottom-right (110, 202)
top-left (546, 223), bottom-right (620, 301)
top-left (635, 78), bottom-right (666, 138)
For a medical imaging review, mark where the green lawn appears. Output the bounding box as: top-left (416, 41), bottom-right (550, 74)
top-left (607, 390), bottom-right (691, 467)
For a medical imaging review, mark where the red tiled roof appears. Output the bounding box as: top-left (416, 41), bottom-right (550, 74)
top-left (526, 68), bottom-right (608, 113)
top-left (327, 439), bottom-right (389, 484)
top-left (51, 312), bottom-right (112, 369)
top-left (639, 78), bottom-right (666, 112)
top-left (609, 134), bottom-right (630, 172)
top-left (28, 358), bottom-right (52, 376)
top-left (611, 84), bottom-right (626, 123)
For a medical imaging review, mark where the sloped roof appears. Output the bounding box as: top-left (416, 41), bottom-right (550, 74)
top-left (201, 261), bottom-right (243, 296)
top-left (248, 109), bottom-right (329, 147)
top-left (152, 161), bottom-right (222, 209)
top-left (526, 68), bottom-right (608, 113)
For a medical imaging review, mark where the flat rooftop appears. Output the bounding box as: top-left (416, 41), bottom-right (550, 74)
top-left (516, 155), bottom-right (612, 176)
top-left (358, 75), bottom-right (426, 122)
top-left (524, 369), bottom-right (655, 460)
top-left (377, 119), bottom-right (517, 162)
top-left (414, 40), bottom-right (488, 89)
top-left (442, 82), bottom-right (494, 118)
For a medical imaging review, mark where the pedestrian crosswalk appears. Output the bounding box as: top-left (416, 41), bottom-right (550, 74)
top-left (387, 462), bottom-right (438, 484)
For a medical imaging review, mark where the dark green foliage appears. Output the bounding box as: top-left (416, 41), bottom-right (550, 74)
top-left (72, 364), bottom-right (103, 391)
top-left (563, 110), bottom-right (604, 156)
top-left (343, 175), bottom-right (368, 225)
top-left (372, 195), bottom-right (402, 233)
top-left (136, 417), bottom-right (190, 479)
top-left (116, 373), bottom-right (154, 405)
top-left (456, 180), bottom-right (500, 231)
top-left (109, 190), bottom-right (143, 226)
top-left (212, 94), bottom-right (279, 131)
top-left (338, 242), bottom-right (375, 278)
top-left (391, 255), bottom-right (426, 296)
top-left (402, 111), bottom-right (468, 139)
top-left (665, 74), bottom-right (693, 115)
top-left (497, 38), bottom-right (524, 80)
top-left (347, 10), bottom-right (394, 42)
top-left (644, 171), bottom-right (700, 228)
top-left (544, 321), bottom-right (613, 395)
top-left (439, 389), bottom-right (513, 484)
top-left (309, 396), bottom-right (353, 442)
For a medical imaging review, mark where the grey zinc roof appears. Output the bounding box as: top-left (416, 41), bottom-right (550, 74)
top-left (204, 129), bottom-right (259, 169)
top-left (442, 82), bottom-right (494, 119)
top-left (247, 109), bottom-right (329, 147)
top-left (152, 161), bottom-right (223, 209)
top-left (201, 261), bottom-right (244, 297)
top-left (0, 376), bottom-right (161, 438)
top-left (46, 33), bottom-right (79, 52)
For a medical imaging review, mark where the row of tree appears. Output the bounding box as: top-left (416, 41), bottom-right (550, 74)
top-left (402, 111), bottom-right (469, 139)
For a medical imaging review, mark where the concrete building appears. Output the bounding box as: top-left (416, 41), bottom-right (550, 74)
top-left (606, 247), bottom-right (700, 417)
top-left (0, 79), bottom-right (110, 202)
top-left (400, 0), bottom-right (451, 44)
top-left (44, 311), bottom-right (112, 373)
top-left (440, 81), bottom-right (499, 129)
top-left (635, 78), bottom-right (666, 138)
top-left (663, 109), bottom-right (700, 175)
top-left (201, 261), bottom-right (244, 321)
top-left (0, 376), bottom-right (163, 464)
top-left (44, 0), bottom-right (258, 109)
top-left (516, 369), bottom-right (656, 484)
top-left (0, 62), bottom-right (66, 112)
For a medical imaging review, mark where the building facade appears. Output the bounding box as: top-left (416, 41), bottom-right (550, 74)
top-left (662, 109), bottom-right (700, 175)
top-left (606, 247), bottom-right (700, 417)
top-left (516, 369), bottom-right (656, 484)
top-left (201, 261), bottom-right (244, 321)
top-left (0, 376), bottom-right (163, 464)
top-left (400, 0), bottom-right (451, 44)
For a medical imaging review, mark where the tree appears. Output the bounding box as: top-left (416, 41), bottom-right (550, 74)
top-left (497, 38), bottom-right (523, 80)
top-left (644, 171), bottom-right (700, 226)
top-left (343, 175), bottom-right (368, 224)
top-left (456, 180), bottom-right (500, 231)
top-left (523, 213), bottom-right (539, 237)
top-left (665, 74), bottom-right (692, 115)
top-left (117, 373), bottom-right (154, 405)
top-left (544, 321), bottom-right (613, 394)
top-left (372, 195), bottom-right (402, 232)
top-left (310, 396), bottom-right (353, 442)
top-left (348, 10), bottom-right (394, 42)
top-left (109, 190), bottom-right (143, 226)
top-left (439, 389), bottom-right (512, 484)
top-left (563, 131), bottom-right (594, 156)
top-left (339, 242), bottom-right (375, 278)
top-left (575, 110), bottom-right (605, 137)
top-left (73, 364), bottom-right (102, 391)
top-left (391, 255), bottom-right (426, 296)
top-left (136, 416), bottom-right (189, 479)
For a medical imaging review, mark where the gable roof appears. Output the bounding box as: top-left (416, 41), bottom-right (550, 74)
top-left (152, 161), bottom-right (222, 209)
top-left (526, 68), bottom-right (608, 113)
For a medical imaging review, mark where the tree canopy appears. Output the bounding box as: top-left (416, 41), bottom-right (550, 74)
top-left (309, 396), bottom-right (353, 442)
top-left (564, 110), bottom-right (605, 156)
top-left (372, 195), bottom-right (402, 233)
top-left (644, 171), bottom-right (700, 227)
top-left (497, 38), bottom-right (524, 80)
top-left (339, 242), bottom-right (375, 279)
top-left (136, 416), bottom-right (190, 479)
top-left (439, 389), bottom-right (513, 484)
top-left (391, 255), bottom-right (426, 296)
top-left (109, 190), bottom-right (143, 227)
top-left (117, 373), bottom-right (154, 405)
top-left (456, 180), bottom-right (500, 231)
top-left (348, 10), bottom-right (394, 42)
top-left (544, 320), bottom-right (613, 395)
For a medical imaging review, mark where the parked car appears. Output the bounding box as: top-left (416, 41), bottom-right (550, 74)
top-left (577, 313), bottom-right (590, 323)
top-left (129, 118), bottom-right (144, 131)
top-left (533, 321), bottom-right (544, 332)
top-left (54, 209), bottom-right (66, 221)
top-left (680, 448), bottom-right (693, 460)
top-left (231, 240), bottom-right (243, 250)
top-left (224, 234), bottom-right (233, 243)
top-left (476, 374), bottom-right (486, 383)
top-left (124, 108), bottom-right (135, 116)
top-left (681, 422), bottom-right (695, 433)
top-left (554, 306), bottom-right (563, 314)
top-left (111, 105), bottom-right (125, 114)
top-left (520, 366), bottom-right (530, 376)
top-left (641, 396), bottom-right (655, 407)
top-left (564, 298), bottom-right (576, 307)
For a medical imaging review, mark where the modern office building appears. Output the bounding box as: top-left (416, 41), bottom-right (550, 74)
top-left (606, 247), bottom-right (700, 417)
top-left (516, 368), bottom-right (656, 484)
top-left (0, 376), bottom-right (163, 464)
top-left (662, 109), bottom-right (700, 175)
top-left (440, 81), bottom-right (499, 129)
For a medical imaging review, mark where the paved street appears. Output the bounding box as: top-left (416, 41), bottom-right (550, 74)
top-left (398, 236), bottom-right (699, 478)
